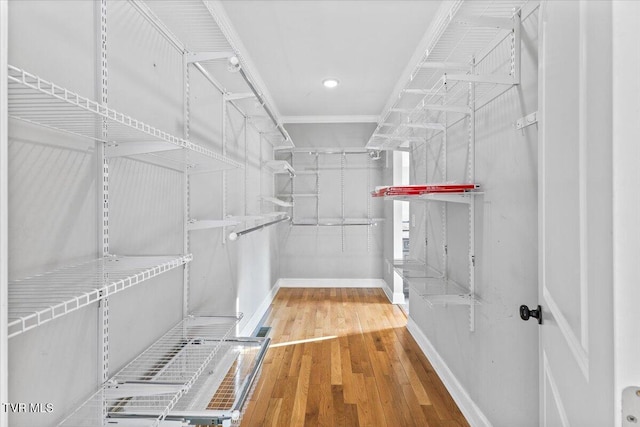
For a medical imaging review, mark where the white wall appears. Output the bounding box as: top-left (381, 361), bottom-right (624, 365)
top-left (8, 3), bottom-right (103, 424)
top-left (6, 1), bottom-right (281, 425)
top-left (187, 96), bottom-right (282, 334)
top-left (382, 152), bottom-right (407, 303)
top-left (408, 9), bottom-right (540, 426)
top-left (278, 123), bottom-right (385, 280)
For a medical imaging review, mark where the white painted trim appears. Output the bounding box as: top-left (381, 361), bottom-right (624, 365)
top-left (542, 285), bottom-right (589, 379)
top-left (407, 318), bottom-right (493, 427)
top-left (382, 280), bottom-right (405, 305)
top-left (612, 2), bottom-right (640, 425)
top-left (278, 278), bottom-right (385, 288)
top-left (542, 351), bottom-right (571, 427)
top-left (239, 282), bottom-right (281, 337)
top-left (0, 1), bottom-right (7, 424)
top-left (281, 115), bottom-right (379, 124)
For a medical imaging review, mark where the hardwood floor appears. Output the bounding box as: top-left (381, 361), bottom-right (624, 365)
top-left (240, 288), bottom-right (469, 427)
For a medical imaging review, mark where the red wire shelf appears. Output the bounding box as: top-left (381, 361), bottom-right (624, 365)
top-left (371, 184), bottom-right (479, 198)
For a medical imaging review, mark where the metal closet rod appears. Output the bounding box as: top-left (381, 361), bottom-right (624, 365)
top-left (288, 150), bottom-right (376, 156)
top-left (238, 67), bottom-right (291, 144)
top-left (228, 216), bottom-right (291, 241)
top-left (292, 222), bottom-right (379, 227)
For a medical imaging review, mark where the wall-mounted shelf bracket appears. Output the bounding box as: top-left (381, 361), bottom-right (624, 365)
top-left (404, 123), bottom-right (445, 131)
top-left (401, 89), bottom-right (444, 96)
top-left (263, 160), bottom-right (295, 176)
top-left (515, 111), bottom-right (538, 131)
top-left (186, 51), bottom-right (235, 64)
top-left (188, 219), bottom-right (241, 231)
top-left (260, 197), bottom-right (293, 207)
top-left (224, 92), bottom-right (256, 101)
top-left (454, 15), bottom-right (513, 30)
top-left (371, 134), bottom-right (425, 142)
top-left (422, 104), bottom-right (471, 114)
top-left (105, 141), bottom-right (183, 158)
top-left (419, 61), bottom-right (470, 70)
top-left (444, 73), bottom-right (517, 85)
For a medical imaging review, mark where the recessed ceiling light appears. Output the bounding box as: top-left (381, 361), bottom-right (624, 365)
top-left (323, 78), bottom-right (339, 88)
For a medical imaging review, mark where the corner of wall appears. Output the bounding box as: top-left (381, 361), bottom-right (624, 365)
top-left (406, 318), bottom-right (493, 427)
top-left (382, 279), bottom-right (405, 304)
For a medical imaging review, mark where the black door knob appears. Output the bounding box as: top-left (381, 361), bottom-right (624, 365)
top-left (520, 304), bottom-right (542, 324)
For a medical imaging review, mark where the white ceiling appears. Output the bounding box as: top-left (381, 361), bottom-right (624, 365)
top-left (221, 1), bottom-right (443, 122)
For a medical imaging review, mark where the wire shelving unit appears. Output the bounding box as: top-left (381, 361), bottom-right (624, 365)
top-left (135, 0), bottom-right (294, 148)
top-left (166, 338), bottom-right (270, 426)
top-left (187, 219), bottom-right (242, 231)
top-left (262, 160), bottom-right (295, 176)
top-left (6, 1), bottom-right (283, 426)
top-left (366, 0), bottom-right (526, 151)
top-left (292, 217), bottom-right (385, 227)
top-left (7, 66), bottom-right (242, 173)
top-left (8, 255), bottom-right (192, 339)
top-left (382, 191), bottom-right (481, 204)
top-left (58, 315), bottom-right (242, 427)
top-left (259, 197), bottom-right (293, 208)
top-left (368, 0), bottom-right (528, 331)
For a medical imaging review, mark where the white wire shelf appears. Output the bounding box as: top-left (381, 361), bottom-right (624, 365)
top-left (262, 160), bottom-right (295, 176)
top-left (409, 277), bottom-right (478, 307)
top-left (188, 219), bottom-right (241, 231)
top-left (382, 191), bottom-right (482, 204)
top-left (7, 65), bottom-right (242, 172)
top-left (165, 338), bottom-right (269, 425)
top-left (367, 0), bottom-right (527, 150)
top-left (137, 0), bottom-right (294, 148)
top-left (8, 255), bottom-right (192, 339)
top-left (276, 193), bottom-right (318, 198)
top-left (393, 259), bottom-right (442, 279)
top-left (227, 213), bottom-right (287, 222)
top-left (290, 170), bottom-right (319, 176)
top-left (58, 315), bottom-right (242, 427)
top-left (260, 197), bottom-right (293, 208)
top-left (292, 218), bottom-right (385, 227)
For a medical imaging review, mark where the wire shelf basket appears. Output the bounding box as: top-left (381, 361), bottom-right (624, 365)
top-left (58, 315), bottom-right (244, 427)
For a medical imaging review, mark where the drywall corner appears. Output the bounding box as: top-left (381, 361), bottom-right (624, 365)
top-left (406, 318), bottom-right (493, 427)
top-left (382, 279), bottom-right (405, 304)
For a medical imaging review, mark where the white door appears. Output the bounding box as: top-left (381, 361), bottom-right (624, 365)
top-left (537, 1), bottom-right (614, 426)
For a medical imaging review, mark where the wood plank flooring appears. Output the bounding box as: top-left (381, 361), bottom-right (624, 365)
top-left (240, 288), bottom-right (469, 427)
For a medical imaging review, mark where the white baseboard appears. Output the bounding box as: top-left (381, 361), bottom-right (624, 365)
top-left (277, 278), bottom-right (385, 288)
top-left (382, 281), bottom-right (406, 304)
top-left (406, 318), bottom-right (493, 427)
top-left (239, 282), bottom-right (280, 337)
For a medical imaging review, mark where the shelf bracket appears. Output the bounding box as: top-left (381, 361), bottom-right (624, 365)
top-left (224, 92), bottom-right (256, 101)
top-left (454, 15), bottom-right (513, 30)
top-left (445, 73), bottom-right (517, 85)
top-left (402, 88), bottom-right (445, 96)
top-left (422, 104), bottom-right (471, 115)
top-left (105, 141), bottom-right (183, 158)
top-left (403, 123), bottom-right (445, 131)
top-left (515, 112), bottom-right (538, 132)
top-left (371, 134), bottom-right (425, 142)
top-left (419, 61), bottom-right (469, 70)
top-left (186, 51), bottom-right (235, 64)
